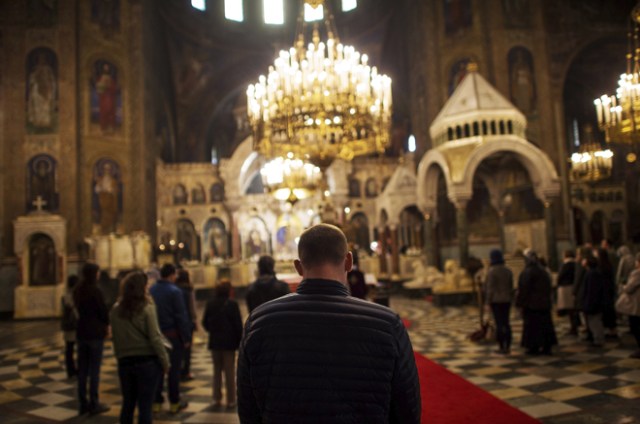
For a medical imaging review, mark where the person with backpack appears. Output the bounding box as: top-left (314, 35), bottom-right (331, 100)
top-left (61, 275), bottom-right (79, 379)
top-left (202, 279), bottom-right (243, 409)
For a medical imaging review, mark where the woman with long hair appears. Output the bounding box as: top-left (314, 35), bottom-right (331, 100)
top-left (74, 262), bottom-right (110, 415)
top-left (110, 271), bottom-right (169, 424)
top-left (202, 280), bottom-right (243, 409)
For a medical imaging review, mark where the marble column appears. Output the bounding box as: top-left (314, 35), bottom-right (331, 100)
top-left (422, 211), bottom-right (437, 267)
top-left (378, 225), bottom-right (388, 276)
top-left (455, 202), bottom-right (469, 268)
top-left (390, 224), bottom-right (400, 278)
top-left (544, 200), bottom-right (558, 271)
top-left (498, 209), bottom-right (506, 253)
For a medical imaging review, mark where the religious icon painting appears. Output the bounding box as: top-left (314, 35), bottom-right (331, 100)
top-left (27, 0), bottom-right (57, 27)
top-left (444, 0), bottom-right (472, 36)
top-left (176, 218), bottom-right (200, 261)
top-left (243, 217), bottom-right (270, 259)
top-left (210, 182), bottom-right (225, 203)
top-left (192, 184), bottom-right (206, 204)
top-left (173, 184), bottom-right (188, 205)
top-left (92, 158), bottom-right (123, 235)
top-left (90, 60), bottom-right (123, 135)
top-left (203, 218), bottom-right (228, 261)
top-left (508, 47), bottom-right (536, 115)
top-left (365, 177), bottom-right (378, 198)
top-left (26, 47), bottom-right (58, 134)
top-left (29, 233), bottom-right (57, 286)
top-left (448, 57), bottom-right (473, 96)
top-left (27, 154), bottom-right (59, 213)
top-left (91, 0), bottom-right (120, 35)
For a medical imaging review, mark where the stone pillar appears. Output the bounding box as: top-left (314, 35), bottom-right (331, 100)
top-left (455, 201), bottom-right (469, 268)
top-left (423, 211), bottom-right (437, 267)
top-left (390, 224), bottom-right (400, 278)
top-left (378, 225), bottom-right (388, 276)
top-left (498, 209), bottom-right (506, 253)
top-left (544, 200), bottom-right (558, 271)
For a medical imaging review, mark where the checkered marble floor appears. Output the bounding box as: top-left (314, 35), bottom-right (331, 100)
top-left (0, 296), bottom-right (638, 423)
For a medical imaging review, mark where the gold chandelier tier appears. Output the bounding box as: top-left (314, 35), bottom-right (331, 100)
top-left (594, 8), bottom-right (640, 144)
top-left (247, 0), bottom-right (392, 169)
top-left (260, 155), bottom-right (322, 204)
top-left (570, 125), bottom-right (613, 182)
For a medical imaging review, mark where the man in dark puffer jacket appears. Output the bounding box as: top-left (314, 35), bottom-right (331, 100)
top-left (238, 223), bottom-right (421, 424)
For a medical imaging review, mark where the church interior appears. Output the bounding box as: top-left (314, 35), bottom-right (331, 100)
top-left (1, 0), bottom-right (640, 422)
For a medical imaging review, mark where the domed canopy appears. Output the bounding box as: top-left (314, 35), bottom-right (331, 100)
top-left (429, 66), bottom-right (527, 147)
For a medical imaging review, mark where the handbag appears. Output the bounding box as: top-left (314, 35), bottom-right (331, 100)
top-left (615, 292), bottom-right (635, 315)
top-left (556, 285), bottom-right (575, 311)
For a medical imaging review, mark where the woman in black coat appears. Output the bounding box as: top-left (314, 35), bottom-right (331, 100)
top-left (202, 280), bottom-right (243, 409)
top-left (516, 250), bottom-right (558, 355)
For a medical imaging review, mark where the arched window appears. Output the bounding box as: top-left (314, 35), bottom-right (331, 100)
top-left (192, 0), bottom-right (206, 11)
top-left (447, 127), bottom-right (454, 141)
top-left (472, 121), bottom-right (479, 136)
top-left (464, 123), bottom-right (470, 137)
top-left (456, 126), bottom-right (462, 139)
top-left (224, 0), bottom-right (243, 21)
top-left (499, 120), bottom-right (505, 134)
top-left (507, 120), bottom-right (513, 134)
top-left (264, 0), bottom-right (284, 24)
top-left (490, 121), bottom-right (496, 134)
top-left (342, 0), bottom-right (357, 12)
top-left (482, 120), bottom-right (488, 135)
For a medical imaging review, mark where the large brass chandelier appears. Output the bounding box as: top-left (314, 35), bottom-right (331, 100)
top-left (246, 0), bottom-right (392, 172)
top-left (260, 154), bottom-right (322, 204)
top-left (593, 3), bottom-right (640, 144)
top-left (570, 125), bottom-right (613, 182)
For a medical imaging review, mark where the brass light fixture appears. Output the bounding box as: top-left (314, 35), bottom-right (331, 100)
top-left (246, 0), bottom-right (392, 171)
top-left (570, 125), bottom-right (614, 182)
top-left (594, 2), bottom-right (640, 144)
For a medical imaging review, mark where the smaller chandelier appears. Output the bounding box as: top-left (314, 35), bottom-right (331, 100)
top-left (260, 155), bottom-right (322, 204)
top-left (247, 0), bottom-right (392, 169)
top-left (570, 125), bottom-right (614, 182)
top-left (594, 7), bottom-right (640, 144)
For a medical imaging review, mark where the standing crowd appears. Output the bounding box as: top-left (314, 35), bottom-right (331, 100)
top-left (60, 223), bottom-right (422, 423)
top-left (482, 239), bottom-right (640, 359)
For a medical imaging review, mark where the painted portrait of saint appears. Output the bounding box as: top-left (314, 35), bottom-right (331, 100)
top-left (92, 158), bottom-right (123, 234)
top-left (91, 0), bottom-right (120, 35)
top-left (192, 184), bottom-right (206, 204)
top-left (27, 154), bottom-right (58, 212)
top-left (508, 47), bottom-right (536, 115)
top-left (243, 217), bottom-right (270, 259)
top-left (444, 0), bottom-right (472, 35)
top-left (90, 60), bottom-right (122, 134)
top-left (29, 233), bottom-right (57, 286)
top-left (203, 218), bottom-right (228, 261)
top-left (448, 57), bottom-right (473, 96)
top-left (26, 48), bottom-right (57, 134)
top-left (173, 184), bottom-right (188, 205)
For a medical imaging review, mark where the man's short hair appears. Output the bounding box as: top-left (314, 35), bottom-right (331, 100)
top-left (298, 224), bottom-right (348, 268)
top-left (258, 255), bottom-right (275, 275)
top-left (160, 263), bottom-right (176, 278)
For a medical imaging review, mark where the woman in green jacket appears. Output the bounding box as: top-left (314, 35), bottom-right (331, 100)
top-left (110, 271), bottom-right (169, 424)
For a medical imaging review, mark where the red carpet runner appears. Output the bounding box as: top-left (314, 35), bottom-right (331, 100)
top-left (415, 352), bottom-right (541, 424)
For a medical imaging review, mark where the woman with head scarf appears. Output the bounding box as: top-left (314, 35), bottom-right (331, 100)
top-left (516, 250), bottom-right (557, 355)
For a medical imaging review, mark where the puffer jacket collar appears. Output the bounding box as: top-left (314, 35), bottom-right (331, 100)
top-left (296, 278), bottom-right (350, 296)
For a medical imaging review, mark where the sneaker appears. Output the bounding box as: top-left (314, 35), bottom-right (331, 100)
top-left (89, 402), bottom-right (110, 415)
top-left (152, 403), bottom-right (162, 413)
top-left (170, 400), bottom-right (189, 414)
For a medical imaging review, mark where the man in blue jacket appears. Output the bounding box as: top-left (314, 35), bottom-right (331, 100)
top-left (238, 224), bottom-right (421, 423)
top-left (150, 263), bottom-right (191, 414)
